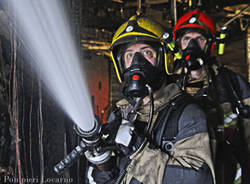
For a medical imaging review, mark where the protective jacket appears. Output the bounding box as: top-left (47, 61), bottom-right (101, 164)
top-left (86, 83), bottom-right (215, 184)
top-left (185, 63), bottom-right (250, 184)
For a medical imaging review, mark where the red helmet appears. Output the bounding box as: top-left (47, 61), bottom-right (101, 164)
top-left (173, 9), bottom-right (216, 41)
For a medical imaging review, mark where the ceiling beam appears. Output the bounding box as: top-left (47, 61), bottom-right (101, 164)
top-left (125, 0), bottom-right (169, 7)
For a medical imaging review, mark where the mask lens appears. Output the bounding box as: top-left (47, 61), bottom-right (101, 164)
top-left (196, 37), bottom-right (207, 46)
top-left (181, 35), bottom-right (207, 50)
top-left (123, 45), bottom-right (157, 69)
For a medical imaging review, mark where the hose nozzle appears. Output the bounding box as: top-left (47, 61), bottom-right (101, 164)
top-left (74, 116), bottom-right (102, 145)
top-left (54, 117), bottom-right (106, 175)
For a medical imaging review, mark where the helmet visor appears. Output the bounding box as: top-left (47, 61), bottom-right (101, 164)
top-left (123, 44), bottom-right (157, 69)
top-left (116, 41), bottom-right (163, 77)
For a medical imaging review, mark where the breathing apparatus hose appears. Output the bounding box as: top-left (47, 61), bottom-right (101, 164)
top-left (145, 84), bottom-right (154, 137)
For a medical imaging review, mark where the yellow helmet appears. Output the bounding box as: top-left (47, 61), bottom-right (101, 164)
top-left (110, 15), bottom-right (173, 83)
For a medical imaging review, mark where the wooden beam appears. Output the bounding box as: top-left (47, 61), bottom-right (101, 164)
top-left (125, 0), bottom-right (169, 7)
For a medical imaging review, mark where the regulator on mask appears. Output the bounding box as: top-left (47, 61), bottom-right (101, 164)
top-left (122, 52), bottom-right (164, 98)
top-left (182, 38), bottom-right (206, 70)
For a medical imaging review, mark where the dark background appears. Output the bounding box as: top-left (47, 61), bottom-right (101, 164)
top-left (0, 0), bottom-right (249, 183)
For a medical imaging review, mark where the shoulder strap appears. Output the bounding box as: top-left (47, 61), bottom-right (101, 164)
top-left (152, 93), bottom-right (194, 153)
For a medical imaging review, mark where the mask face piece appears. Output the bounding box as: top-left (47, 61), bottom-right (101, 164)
top-left (122, 52), bottom-right (164, 98)
top-left (182, 39), bottom-right (206, 70)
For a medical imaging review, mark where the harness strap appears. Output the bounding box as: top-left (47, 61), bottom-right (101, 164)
top-left (152, 94), bottom-right (193, 153)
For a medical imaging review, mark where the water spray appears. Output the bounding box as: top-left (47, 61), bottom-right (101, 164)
top-left (3, 0), bottom-right (95, 131)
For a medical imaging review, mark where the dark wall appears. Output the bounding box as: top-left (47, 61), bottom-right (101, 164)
top-left (0, 0), bottom-right (87, 183)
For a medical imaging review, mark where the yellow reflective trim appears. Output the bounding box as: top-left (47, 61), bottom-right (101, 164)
top-left (218, 44), bottom-right (225, 55)
top-left (224, 112), bottom-right (238, 127)
top-left (167, 42), bottom-right (175, 51)
top-left (110, 51), bottom-right (122, 83)
top-left (111, 17), bottom-right (164, 46)
top-left (112, 32), bottom-right (159, 45)
top-left (224, 120), bottom-right (237, 128)
top-left (175, 50), bottom-right (182, 59)
top-left (129, 15), bottom-right (137, 21)
top-left (218, 33), bottom-right (226, 55)
top-left (165, 52), bottom-right (169, 74)
top-left (160, 41), bottom-right (171, 75)
top-left (220, 33), bottom-right (226, 39)
top-left (167, 41), bottom-right (182, 60)
top-left (165, 52), bottom-right (174, 75)
top-left (112, 22), bottom-right (128, 45)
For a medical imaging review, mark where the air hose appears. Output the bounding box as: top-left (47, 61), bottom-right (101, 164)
top-left (145, 84), bottom-right (154, 137)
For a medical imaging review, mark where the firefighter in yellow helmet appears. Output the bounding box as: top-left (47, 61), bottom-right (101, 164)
top-left (110, 15), bottom-right (172, 98)
top-left (85, 15), bottom-right (215, 184)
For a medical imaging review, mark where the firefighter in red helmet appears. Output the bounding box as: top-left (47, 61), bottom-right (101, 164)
top-left (172, 9), bottom-right (250, 184)
top-left (173, 9), bottom-right (216, 71)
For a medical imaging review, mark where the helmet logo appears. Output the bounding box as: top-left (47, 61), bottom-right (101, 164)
top-left (126, 26), bottom-right (134, 32)
top-left (189, 17), bottom-right (197, 24)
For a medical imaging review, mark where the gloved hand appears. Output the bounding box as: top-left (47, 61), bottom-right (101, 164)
top-left (114, 119), bottom-right (136, 155)
top-left (86, 157), bottom-right (119, 184)
top-left (115, 119), bottom-right (135, 147)
top-left (84, 147), bottom-right (112, 166)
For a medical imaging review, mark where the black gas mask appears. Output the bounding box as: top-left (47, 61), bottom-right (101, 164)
top-left (182, 38), bottom-right (206, 70)
top-left (122, 52), bottom-right (164, 98)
